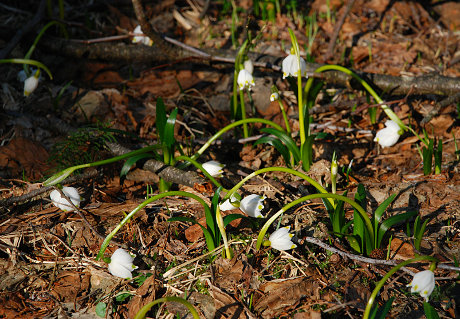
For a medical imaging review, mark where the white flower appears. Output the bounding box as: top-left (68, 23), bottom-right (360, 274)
top-left (407, 270), bottom-right (435, 302)
top-left (268, 226), bottom-right (297, 251)
top-left (202, 160), bottom-right (225, 177)
top-left (108, 248), bottom-right (138, 279)
top-left (132, 25), bottom-right (153, 46)
top-left (240, 194), bottom-right (265, 218)
top-left (374, 120), bottom-right (402, 148)
top-left (270, 92), bottom-right (279, 102)
top-left (50, 186), bottom-right (81, 212)
top-left (237, 69), bottom-right (255, 90)
top-left (244, 59), bottom-right (254, 74)
top-left (282, 53), bottom-right (307, 79)
top-left (219, 194), bottom-right (240, 211)
top-left (23, 70), bottom-right (40, 97)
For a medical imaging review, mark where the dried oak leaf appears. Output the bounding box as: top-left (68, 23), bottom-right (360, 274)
top-left (254, 277), bottom-right (320, 319)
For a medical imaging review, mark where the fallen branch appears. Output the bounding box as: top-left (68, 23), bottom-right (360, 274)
top-left (106, 142), bottom-right (205, 188)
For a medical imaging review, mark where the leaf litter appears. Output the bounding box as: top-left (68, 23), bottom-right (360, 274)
top-left (0, 0), bottom-right (459, 318)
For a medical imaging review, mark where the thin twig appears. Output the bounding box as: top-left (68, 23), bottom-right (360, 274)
top-left (324, 0), bottom-right (356, 61)
top-left (303, 237), bottom-right (460, 272)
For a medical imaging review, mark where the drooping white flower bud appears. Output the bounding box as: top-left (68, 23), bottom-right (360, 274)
top-left (267, 226), bottom-right (297, 251)
top-left (50, 186), bottom-right (81, 212)
top-left (243, 59), bottom-right (254, 74)
top-left (132, 25), bottom-right (153, 46)
top-left (240, 194), bottom-right (265, 218)
top-left (282, 54), bottom-right (307, 79)
top-left (24, 69), bottom-right (40, 97)
top-left (407, 270), bottom-right (435, 302)
top-left (374, 120), bottom-right (402, 148)
top-left (108, 248), bottom-right (138, 279)
top-left (270, 92), bottom-right (279, 102)
top-left (237, 69), bottom-right (255, 90)
top-left (202, 160), bottom-right (225, 178)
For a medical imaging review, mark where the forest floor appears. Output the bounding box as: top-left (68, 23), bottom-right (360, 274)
top-left (0, 0), bottom-right (459, 318)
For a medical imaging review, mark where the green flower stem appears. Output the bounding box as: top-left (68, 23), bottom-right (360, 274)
top-left (43, 145), bottom-right (160, 186)
top-left (308, 65), bottom-right (409, 133)
top-left (271, 85), bottom-right (291, 135)
top-left (233, 41), bottom-right (249, 118)
top-left (186, 118), bottom-right (284, 164)
top-left (239, 89), bottom-right (249, 138)
top-left (134, 296), bottom-right (200, 319)
top-left (24, 21), bottom-right (62, 74)
top-left (175, 155), bottom-right (225, 190)
top-left (363, 256), bottom-right (438, 319)
top-left (256, 192), bottom-right (374, 250)
top-left (0, 59), bottom-right (53, 79)
top-left (215, 205), bottom-right (232, 259)
top-left (96, 191), bottom-right (209, 260)
top-left (288, 29), bottom-right (305, 146)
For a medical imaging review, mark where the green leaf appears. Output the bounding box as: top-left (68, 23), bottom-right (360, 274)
top-left (164, 108), bottom-right (178, 147)
top-left (423, 302), bottom-right (440, 319)
top-left (95, 302), bottom-right (107, 318)
top-left (301, 135), bottom-right (315, 171)
top-left (377, 211), bottom-right (418, 248)
top-left (155, 97), bottom-right (167, 144)
top-left (43, 166), bottom-right (78, 186)
top-left (332, 198), bottom-right (346, 235)
top-left (260, 128), bottom-right (300, 162)
top-left (414, 217), bottom-right (430, 251)
top-left (120, 153), bottom-right (153, 179)
top-left (255, 136), bottom-right (292, 166)
top-left (223, 214), bottom-right (244, 227)
top-left (346, 235), bottom-right (362, 254)
top-left (373, 193), bottom-right (397, 243)
top-left (370, 297), bottom-right (394, 319)
top-left (115, 292), bottom-right (133, 302)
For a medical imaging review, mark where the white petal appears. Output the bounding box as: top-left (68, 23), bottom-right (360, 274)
top-left (240, 194), bottom-right (265, 218)
top-left (202, 160), bottom-right (225, 177)
top-left (269, 226), bottom-right (297, 251)
top-left (132, 25), bottom-right (152, 46)
top-left (108, 248), bottom-right (136, 279)
top-left (24, 76), bottom-right (39, 96)
top-left (282, 54), bottom-right (307, 78)
top-left (50, 187), bottom-right (81, 211)
top-left (237, 69), bottom-right (255, 90)
top-left (374, 126), bottom-right (400, 147)
top-left (108, 262), bottom-right (134, 279)
top-left (270, 93), bottom-right (279, 102)
top-left (111, 248), bottom-right (135, 264)
top-left (407, 270), bottom-right (435, 301)
top-left (384, 120), bottom-right (401, 132)
top-left (244, 60), bottom-right (254, 74)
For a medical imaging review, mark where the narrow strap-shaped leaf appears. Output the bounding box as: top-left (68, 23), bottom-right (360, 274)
top-left (369, 297), bottom-right (394, 319)
top-left (120, 153), bottom-right (153, 179)
top-left (223, 214), bottom-right (245, 227)
top-left (255, 136), bottom-right (292, 167)
top-left (377, 211), bottom-right (418, 248)
top-left (415, 217), bottom-right (430, 250)
top-left (260, 127), bottom-right (301, 161)
top-left (423, 302), bottom-right (440, 319)
top-left (156, 97), bottom-right (167, 144)
top-left (164, 108), bottom-right (178, 147)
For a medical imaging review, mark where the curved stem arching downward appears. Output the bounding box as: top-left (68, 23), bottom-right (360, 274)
top-left (363, 256), bottom-right (438, 319)
top-left (134, 296), bottom-right (200, 319)
top-left (96, 191), bottom-right (210, 260)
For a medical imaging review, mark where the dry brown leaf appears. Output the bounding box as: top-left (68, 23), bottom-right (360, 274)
top-left (254, 277), bottom-right (320, 318)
